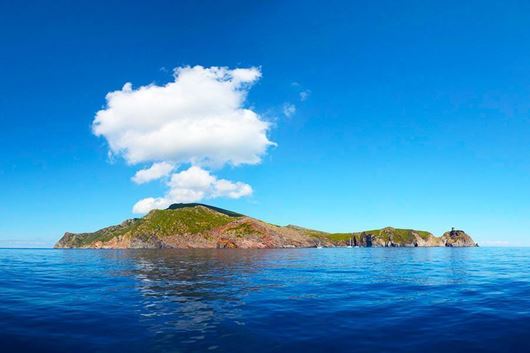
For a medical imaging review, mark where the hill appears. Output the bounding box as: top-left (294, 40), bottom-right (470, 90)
top-left (55, 204), bottom-right (477, 248)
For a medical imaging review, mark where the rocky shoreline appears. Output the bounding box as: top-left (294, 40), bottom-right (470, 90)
top-left (55, 204), bottom-right (478, 249)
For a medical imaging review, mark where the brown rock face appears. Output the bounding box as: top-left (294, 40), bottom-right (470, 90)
top-left (441, 229), bottom-right (478, 247)
top-left (54, 203), bottom-right (478, 249)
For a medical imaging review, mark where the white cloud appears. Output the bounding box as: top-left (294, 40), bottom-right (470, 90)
top-left (93, 65), bottom-right (273, 213)
top-left (132, 162), bottom-right (174, 184)
top-left (93, 65), bottom-right (273, 167)
top-left (283, 103), bottom-right (296, 118)
top-left (132, 166), bottom-right (252, 214)
top-left (132, 197), bottom-right (171, 215)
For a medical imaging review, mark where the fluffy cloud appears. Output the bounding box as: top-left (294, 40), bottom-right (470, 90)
top-left (93, 65), bottom-right (273, 167)
top-left (93, 66), bottom-right (272, 213)
top-left (132, 166), bottom-right (252, 214)
top-left (131, 162), bottom-right (174, 184)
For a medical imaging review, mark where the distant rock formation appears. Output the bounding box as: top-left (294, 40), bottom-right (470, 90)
top-left (351, 227), bottom-right (444, 247)
top-left (55, 204), bottom-right (478, 249)
top-left (441, 229), bottom-right (478, 247)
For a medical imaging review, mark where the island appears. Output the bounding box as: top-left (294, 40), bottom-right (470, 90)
top-left (55, 203), bottom-right (478, 249)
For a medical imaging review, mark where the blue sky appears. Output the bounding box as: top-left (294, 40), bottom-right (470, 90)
top-left (1, 0), bottom-right (530, 247)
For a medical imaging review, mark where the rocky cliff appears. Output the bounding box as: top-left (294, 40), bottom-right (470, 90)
top-left (55, 203), bottom-right (478, 249)
top-left (441, 229), bottom-right (478, 247)
top-left (354, 227), bottom-right (444, 247)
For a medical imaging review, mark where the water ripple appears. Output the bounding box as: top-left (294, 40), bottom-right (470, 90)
top-left (1, 248), bottom-right (530, 352)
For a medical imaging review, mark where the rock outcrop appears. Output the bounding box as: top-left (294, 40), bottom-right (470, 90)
top-left (352, 227), bottom-right (444, 247)
top-left (441, 229), bottom-right (478, 247)
top-left (55, 204), bottom-right (478, 249)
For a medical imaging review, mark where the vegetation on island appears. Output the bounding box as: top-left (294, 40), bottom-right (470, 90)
top-left (55, 203), bottom-right (477, 249)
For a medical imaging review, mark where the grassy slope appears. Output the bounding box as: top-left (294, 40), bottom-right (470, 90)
top-left (321, 233), bottom-right (354, 241)
top-left (167, 203), bottom-right (244, 217)
top-left (62, 220), bottom-right (142, 247)
top-left (59, 204), bottom-right (436, 247)
top-left (222, 222), bottom-right (257, 238)
top-left (137, 207), bottom-right (234, 236)
top-left (64, 206), bottom-right (237, 247)
top-left (319, 228), bottom-right (433, 243)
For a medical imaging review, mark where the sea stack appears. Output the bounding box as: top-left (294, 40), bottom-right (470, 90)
top-left (441, 228), bottom-right (478, 247)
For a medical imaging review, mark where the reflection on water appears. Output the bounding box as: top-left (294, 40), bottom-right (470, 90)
top-left (128, 250), bottom-right (271, 346)
top-left (1, 248), bottom-right (530, 352)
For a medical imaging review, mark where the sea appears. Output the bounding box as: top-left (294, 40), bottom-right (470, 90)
top-left (1, 247), bottom-right (529, 353)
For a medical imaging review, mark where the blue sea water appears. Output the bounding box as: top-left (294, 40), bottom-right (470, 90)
top-left (1, 248), bottom-right (530, 353)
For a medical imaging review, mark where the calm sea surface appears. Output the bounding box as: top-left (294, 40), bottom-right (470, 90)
top-left (1, 248), bottom-right (530, 353)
